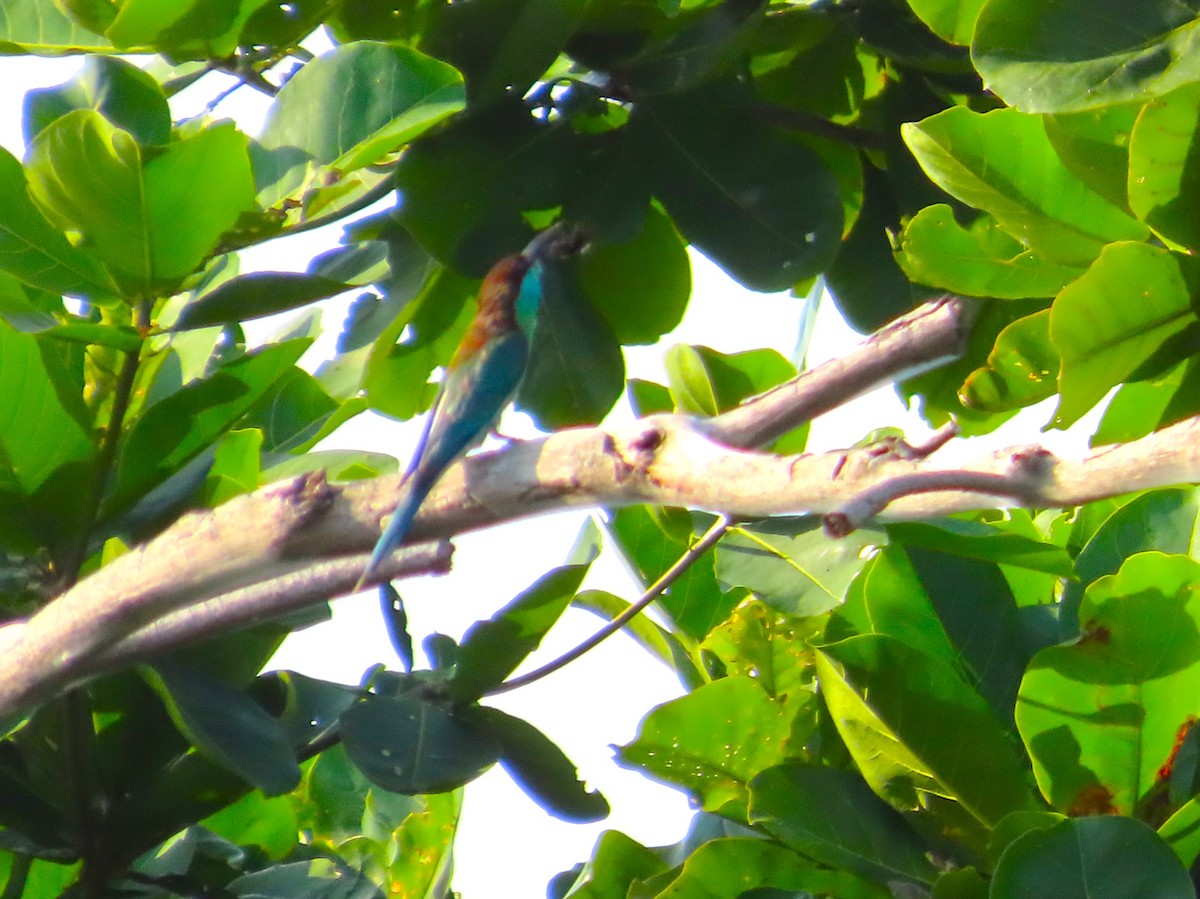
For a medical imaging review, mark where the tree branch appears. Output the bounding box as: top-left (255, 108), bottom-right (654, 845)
top-left (9, 294), bottom-right (1200, 716)
top-left (0, 473), bottom-right (449, 714)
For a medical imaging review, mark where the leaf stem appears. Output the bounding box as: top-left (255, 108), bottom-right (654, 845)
top-left (486, 515), bottom-right (732, 696)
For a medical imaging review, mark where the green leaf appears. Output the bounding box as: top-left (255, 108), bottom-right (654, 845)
top-left (932, 867), bottom-right (989, 899)
top-left (1060, 488), bottom-right (1200, 639)
top-left (605, 506), bottom-right (734, 639)
top-left (551, 830), bottom-right (670, 898)
top-left (1128, 83), bottom-right (1200, 251)
top-left (450, 564), bottom-right (590, 704)
top-left (39, 322), bottom-right (143, 352)
top-left (339, 694), bottom-right (501, 794)
top-left (664, 344), bottom-right (719, 416)
top-left (579, 205), bottom-right (691, 345)
top-left (200, 792), bottom-right (301, 863)
top-left (886, 518), bottom-right (1074, 577)
top-left (26, 113), bottom-right (256, 293)
top-left (960, 309), bottom-right (1058, 412)
top-left (635, 87), bottom-right (843, 291)
top-left (902, 107), bottom-right (1148, 265)
top-left (1160, 795), bottom-right (1200, 868)
top-left (0, 0), bottom-right (116, 53)
top-left (826, 547), bottom-right (962, 678)
top-left (750, 764), bottom-right (938, 888)
top-left (654, 837), bottom-right (890, 899)
top-left (615, 676), bottom-right (796, 820)
top-left (201, 428), bottom-right (261, 506)
top-left (903, 298), bottom-right (1045, 436)
top-left (974, 0), bottom-right (1200, 113)
top-left (701, 597), bottom-right (822, 703)
top-left (616, 0), bottom-right (765, 95)
top-left (0, 148), bottom-right (117, 297)
top-left (462, 706), bottom-right (609, 823)
top-left (897, 205), bottom-right (1083, 298)
top-left (363, 268), bottom-right (475, 421)
top-left (23, 55), bottom-right (170, 147)
top-left (1093, 357), bottom-right (1200, 447)
top-left (240, 367), bottom-right (343, 454)
top-left (1044, 104), bottom-right (1142, 212)
top-left (827, 164), bottom-right (937, 333)
top-left (225, 859), bottom-right (383, 896)
top-left (141, 662), bottom-right (301, 797)
top-left (392, 103), bottom-right (578, 274)
top-left (254, 41), bottom-right (465, 208)
top-left (815, 634), bottom-right (1038, 828)
top-left (991, 817), bottom-right (1193, 898)
top-left (0, 328), bottom-right (94, 550)
top-left (573, 589), bottom-right (682, 675)
top-left (1016, 553), bottom-right (1200, 815)
top-left (107, 338), bottom-right (310, 515)
top-left (1049, 241), bottom-right (1197, 427)
top-left (717, 517), bottom-right (886, 617)
top-left (903, 0), bottom-right (985, 44)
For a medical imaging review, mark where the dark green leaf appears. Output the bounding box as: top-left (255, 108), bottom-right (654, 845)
top-left (750, 764), bottom-right (938, 888)
top-left (240, 367), bottom-right (342, 454)
top-left (141, 662), bottom-right (301, 797)
top-left (605, 506), bottom-right (734, 639)
top-left (172, 272), bottom-right (355, 330)
top-left (107, 338), bottom-right (310, 515)
top-left (339, 694), bottom-right (501, 793)
top-left (827, 162), bottom-right (939, 333)
top-left (887, 518), bottom-right (1074, 576)
top-left (463, 706), bottom-right (609, 822)
top-left (393, 103), bottom-right (578, 274)
top-left (451, 564), bottom-right (590, 704)
top-left (519, 267), bottom-right (625, 428)
top-left (635, 87), bottom-right (843, 291)
top-left (421, 0), bottom-right (588, 107)
top-left (616, 0), bottom-right (765, 95)
top-left (991, 817), bottom-right (1192, 898)
top-left (815, 634), bottom-right (1039, 828)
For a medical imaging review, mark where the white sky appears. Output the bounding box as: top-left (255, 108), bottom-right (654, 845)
top-left (0, 48), bottom-right (1104, 897)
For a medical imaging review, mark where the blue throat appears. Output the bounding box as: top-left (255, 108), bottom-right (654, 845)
top-left (515, 259), bottom-right (546, 337)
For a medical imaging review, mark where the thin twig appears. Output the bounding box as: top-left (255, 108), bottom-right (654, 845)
top-left (486, 515), bottom-right (732, 696)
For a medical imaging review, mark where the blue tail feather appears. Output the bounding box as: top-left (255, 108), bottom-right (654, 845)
top-left (356, 477), bottom-right (428, 589)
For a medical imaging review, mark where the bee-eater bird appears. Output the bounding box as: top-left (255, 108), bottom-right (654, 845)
top-left (356, 223), bottom-right (586, 589)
